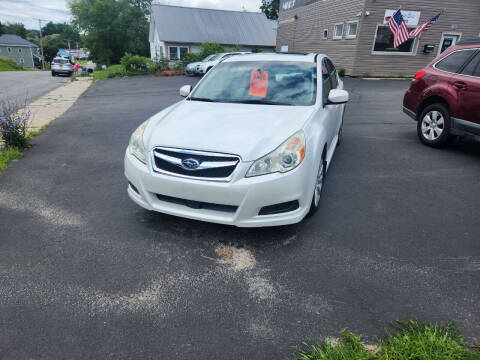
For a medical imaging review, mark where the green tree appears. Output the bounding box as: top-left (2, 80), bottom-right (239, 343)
top-left (260, 0), bottom-right (279, 20)
top-left (3, 22), bottom-right (27, 38)
top-left (70, 0), bottom-right (150, 65)
top-left (0, 21), bottom-right (4, 36)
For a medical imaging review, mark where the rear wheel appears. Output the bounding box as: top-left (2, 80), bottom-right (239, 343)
top-left (417, 103), bottom-right (451, 147)
top-left (308, 156), bottom-right (326, 216)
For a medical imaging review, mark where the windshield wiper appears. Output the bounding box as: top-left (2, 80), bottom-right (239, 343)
top-left (188, 97), bottom-right (217, 102)
top-left (229, 99), bottom-right (294, 106)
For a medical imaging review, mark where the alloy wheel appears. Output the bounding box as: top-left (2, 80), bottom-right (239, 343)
top-left (421, 110), bottom-right (445, 141)
top-left (314, 162), bottom-right (324, 206)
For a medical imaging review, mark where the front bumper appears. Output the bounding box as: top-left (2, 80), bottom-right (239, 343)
top-left (124, 150), bottom-right (314, 227)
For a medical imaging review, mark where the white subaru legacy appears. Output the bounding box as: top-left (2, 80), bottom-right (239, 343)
top-left (124, 53), bottom-right (348, 227)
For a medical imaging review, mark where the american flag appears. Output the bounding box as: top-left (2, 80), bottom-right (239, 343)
top-left (410, 12), bottom-right (442, 38)
top-left (386, 9), bottom-right (410, 48)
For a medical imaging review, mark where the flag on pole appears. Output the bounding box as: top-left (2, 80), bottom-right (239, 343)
top-left (409, 12), bottom-right (442, 38)
top-left (386, 9), bottom-right (410, 48)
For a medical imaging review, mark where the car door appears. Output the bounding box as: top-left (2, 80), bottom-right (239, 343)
top-left (323, 58), bottom-right (342, 144)
top-left (455, 50), bottom-right (480, 129)
top-left (320, 58), bottom-right (339, 149)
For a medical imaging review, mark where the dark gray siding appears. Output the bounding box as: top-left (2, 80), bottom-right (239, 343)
top-left (354, 0), bottom-right (480, 76)
top-left (276, 0), bottom-right (365, 74)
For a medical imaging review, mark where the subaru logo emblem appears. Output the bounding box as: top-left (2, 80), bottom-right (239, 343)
top-left (181, 158), bottom-right (200, 170)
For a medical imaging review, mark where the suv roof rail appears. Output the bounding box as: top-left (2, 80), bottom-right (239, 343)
top-left (456, 38), bottom-right (480, 46)
top-left (274, 52), bottom-right (310, 55)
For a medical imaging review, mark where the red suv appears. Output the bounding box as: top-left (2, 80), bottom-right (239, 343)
top-left (403, 39), bottom-right (480, 147)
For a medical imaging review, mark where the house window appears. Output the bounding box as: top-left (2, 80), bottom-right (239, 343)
top-left (18, 48), bottom-right (22, 53)
top-left (346, 21), bottom-right (358, 39)
top-left (168, 46), bottom-right (189, 60)
top-left (7, 47), bottom-right (11, 53)
top-left (333, 23), bottom-right (344, 39)
top-left (20, 58), bottom-right (24, 64)
top-left (323, 29), bottom-right (328, 39)
top-left (372, 25), bottom-right (417, 55)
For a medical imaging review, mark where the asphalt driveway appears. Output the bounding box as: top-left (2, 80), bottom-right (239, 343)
top-left (0, 70), bottom-right (70, 104)
top-left (0, 76), bottom-right (479, 359)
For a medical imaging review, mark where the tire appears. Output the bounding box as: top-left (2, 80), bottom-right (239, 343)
top-left (308, 155), bottom-right (327, 216)
top-left (417, 103), bottom-right (451, 147)
top-left (51, 71), bottom-right (55, 76)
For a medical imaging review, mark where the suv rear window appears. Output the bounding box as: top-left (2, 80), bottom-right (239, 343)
top-left (461, 51), bottom-right (480, 77)
top-left (53, 59), bottom-right (70, 64)
top-left (435, 49), bottom-right (476, 73)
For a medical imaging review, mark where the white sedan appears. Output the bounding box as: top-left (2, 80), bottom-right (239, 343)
top-left (125, 53), bottom-right (348, 227)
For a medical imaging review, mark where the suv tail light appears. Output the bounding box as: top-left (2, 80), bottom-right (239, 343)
top-left (413, 70), bottom-right (426, 80)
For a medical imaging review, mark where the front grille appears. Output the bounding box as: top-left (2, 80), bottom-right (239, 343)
top-left (156, 194), bottom-right (238, 213)
top-left (152, 147), bottom-right (240, 181)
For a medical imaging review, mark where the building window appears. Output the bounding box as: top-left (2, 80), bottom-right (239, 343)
top-left (168, 46), bottom-right (189, 60)
top-left (280, 45), bottom-right (289, 52)
top-left (18, 48), bottom-right (22, 53)
top-left (333, 23), bottom-right (344, 39)
top-left (7, 47), bottom-right (11, 53)
top-left (20, 58), bottom-right (24, 64)
top-left (323, 29), bottom-right (328, 39)
top-left (346, 21), bottom-right (358, 39)
top-left (372, 25), bottom-right (417, 55)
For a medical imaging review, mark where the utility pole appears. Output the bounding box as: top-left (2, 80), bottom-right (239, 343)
top-left (34, 18), bottom-right (47, 70)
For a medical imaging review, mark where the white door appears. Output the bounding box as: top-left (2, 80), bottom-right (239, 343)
top-left (439, 34), bottom-right (461, 55)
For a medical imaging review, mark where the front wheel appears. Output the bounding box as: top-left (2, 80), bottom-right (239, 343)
top-left (308, 158), bottom-right (326, 216)
top-left (417, 103), bottom-right (451, 147)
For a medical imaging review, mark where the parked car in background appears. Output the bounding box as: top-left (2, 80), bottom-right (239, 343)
top-left (403, 38), bottom-right (480, 147)
top-left (125, 53), bottom-right (349, 227)
top-left (51, 57), bottom-right (74, 77)
top-left (185, 54), bottom-right (216, 75)
top-left (196, 52), bottom-right (251, 75)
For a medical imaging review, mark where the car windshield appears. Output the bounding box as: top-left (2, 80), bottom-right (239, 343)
top-left (190, 61), bottom-right (317, 106)
top-left (202, 54), bottom-right (216, 62)
top-left (53, 59), bottom-right (70, 64)
top-left (207, 54), bottom-right (223, 61)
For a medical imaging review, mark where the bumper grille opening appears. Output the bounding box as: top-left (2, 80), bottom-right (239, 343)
top-left (156, 194), bottom-right (238, 213)
top-left (258, 200), bottom-right (299, 216)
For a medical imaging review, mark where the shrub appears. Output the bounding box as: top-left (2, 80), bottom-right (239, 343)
top-left (183, 42), bottom-right (226, 65)
top-left (0, 100), bottom-right (31, 149)
top-left (338, 67), bottom-right (346, 77)
top-left (120, 53), bottom-right (153, 73)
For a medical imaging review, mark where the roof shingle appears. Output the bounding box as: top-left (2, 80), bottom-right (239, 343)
top-left (0, 34), bottom-right (38, 47)
top-left (151, 5), bottom-right (277, 47)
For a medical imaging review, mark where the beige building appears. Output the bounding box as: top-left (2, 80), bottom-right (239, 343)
top-left (276, 0), bottom-right (480, 76)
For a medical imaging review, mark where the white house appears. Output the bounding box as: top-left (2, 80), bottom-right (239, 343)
top-left (149, 4), bottom-right (277, 61)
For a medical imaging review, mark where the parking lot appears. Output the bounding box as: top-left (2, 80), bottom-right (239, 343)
top-left (0, 75), bottom-right (479, 359)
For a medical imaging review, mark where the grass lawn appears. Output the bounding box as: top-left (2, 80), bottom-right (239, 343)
top-left (295, 320), bottom-right (480, 360)
top-left (0, 147), bottom-right (23, 171)
top-left (0, 57), bottom-right (23, 71)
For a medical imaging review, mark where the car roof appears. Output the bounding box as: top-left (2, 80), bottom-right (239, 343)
top-left (223, 52), bottom-right (319, 63)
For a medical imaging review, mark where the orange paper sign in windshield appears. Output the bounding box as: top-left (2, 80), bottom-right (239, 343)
top-left (248, 69), bottom-right (269, 98)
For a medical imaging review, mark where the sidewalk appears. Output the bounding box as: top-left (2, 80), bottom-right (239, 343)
top-left (28, 77), bottom-right (92, 131)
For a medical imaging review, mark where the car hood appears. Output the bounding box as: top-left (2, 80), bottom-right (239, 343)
top-left (144, 101), bottom-right (314, 161)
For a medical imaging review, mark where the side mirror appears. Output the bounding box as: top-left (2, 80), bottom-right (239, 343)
top-left (327, 89), bottom-right (349, 105)
top-left (180, 85), bottom-right (192, 97)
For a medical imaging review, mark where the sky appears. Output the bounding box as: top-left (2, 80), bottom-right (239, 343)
top-left (0, 0), bottom-right (263, 30)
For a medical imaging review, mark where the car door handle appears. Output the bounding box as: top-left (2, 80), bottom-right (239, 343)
top-left (453, 81), bottom-right (468, 89)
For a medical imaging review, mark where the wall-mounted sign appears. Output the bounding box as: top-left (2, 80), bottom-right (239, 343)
top-left (280, 0), bottom-right (316, 11)
top-left (383, 9), bottom-right (421, 27)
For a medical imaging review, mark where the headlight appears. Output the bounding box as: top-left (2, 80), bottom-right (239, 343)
top-left (246, 131), bottom-right (306, 177)
top-left (128, 120), bottom-right (148, 164)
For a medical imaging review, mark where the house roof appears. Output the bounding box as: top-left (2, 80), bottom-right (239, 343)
top-left (0, 34), bottom-right (38, 47)
top-left (151, 5), bottom-right (277, 47)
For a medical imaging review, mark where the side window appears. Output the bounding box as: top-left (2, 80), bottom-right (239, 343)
top-left (435, 50), bottom-right (476, 73)
top-left (461, 51), bottom-right (480, 77)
